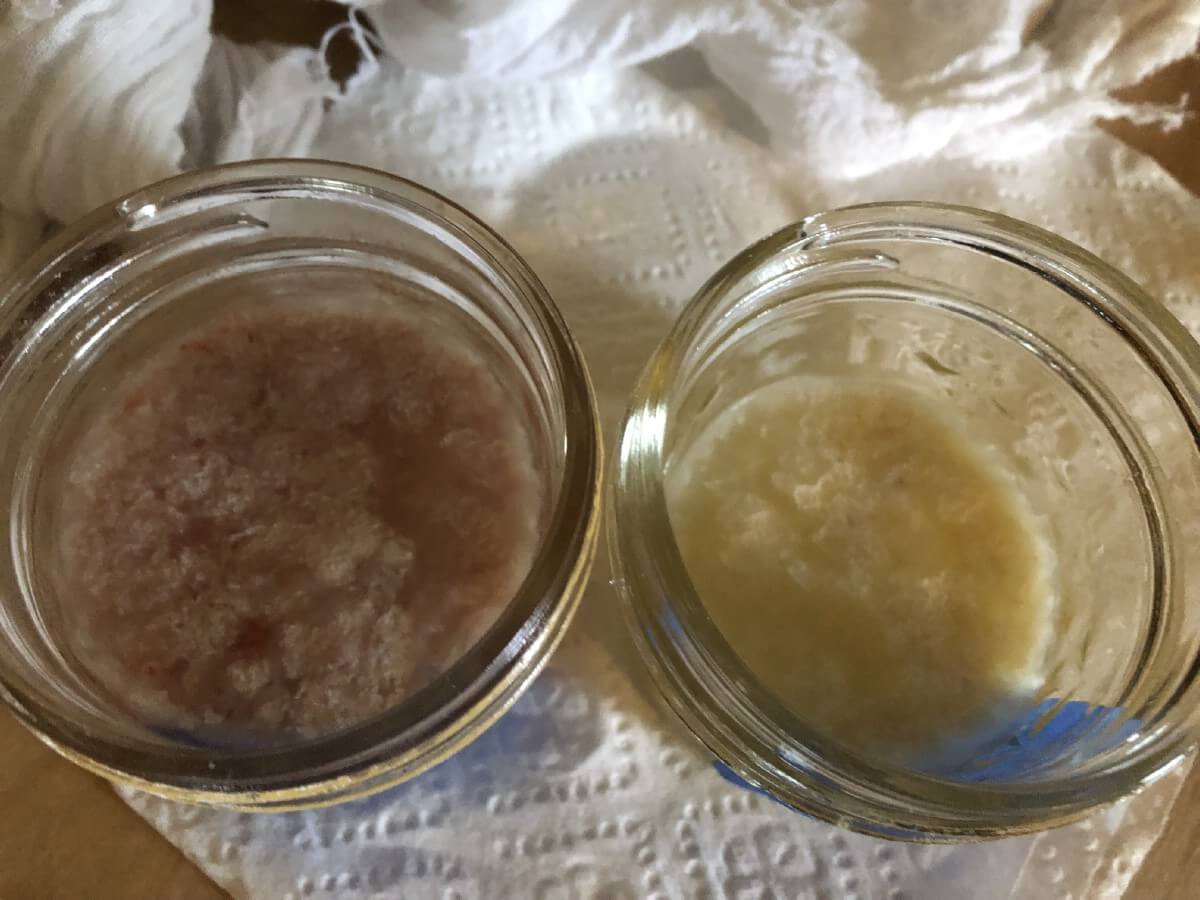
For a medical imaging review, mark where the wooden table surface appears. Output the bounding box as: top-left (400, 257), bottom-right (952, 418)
top-left (0, 5), bottom-right (1196, 898)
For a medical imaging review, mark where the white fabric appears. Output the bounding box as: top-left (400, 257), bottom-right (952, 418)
top-left (358, 0), bottom-right (1200, 178)
top-left (0, 0), bottom-right (212, 225)
top-left (2, 1), bottom-right (1200, 899)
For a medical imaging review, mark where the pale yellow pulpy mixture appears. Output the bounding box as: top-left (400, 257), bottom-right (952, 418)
top-left (666, 375), bottom-right (1056, 763)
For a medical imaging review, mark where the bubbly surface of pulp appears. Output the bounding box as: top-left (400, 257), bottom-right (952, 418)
top-left (54, 300), bottom-right (544, 740)
top-left (666, 375), bottom-right (1056, 763)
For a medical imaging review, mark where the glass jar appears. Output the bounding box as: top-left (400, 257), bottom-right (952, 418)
top-left (0, 160), bottom-right (601, 809)
top-left (610, 202), bottom-right (1200, 839)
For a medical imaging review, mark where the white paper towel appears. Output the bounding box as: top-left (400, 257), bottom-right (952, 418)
top-left (3, 1), bottom-right (1200, 898)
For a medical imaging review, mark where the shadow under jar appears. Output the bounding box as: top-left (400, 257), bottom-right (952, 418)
top-left (0, 160), bottom-right (601, 810)
top-left (610, 202), bottom-right (1200, 840)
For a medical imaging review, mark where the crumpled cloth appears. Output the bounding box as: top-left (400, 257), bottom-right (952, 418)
top-left (3, 0), bottom-right (1197, 229)
top-left (2, 1), bottom-right (1200, 898)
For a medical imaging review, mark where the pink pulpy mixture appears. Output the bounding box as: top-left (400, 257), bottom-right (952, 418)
top-left (56, 303), bottom-right (545, 740)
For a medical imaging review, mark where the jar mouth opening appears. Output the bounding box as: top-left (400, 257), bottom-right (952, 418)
top-left (0, 160), bottom-right (602, 805)
top-left (612, 201), bottom-right (1200, 838)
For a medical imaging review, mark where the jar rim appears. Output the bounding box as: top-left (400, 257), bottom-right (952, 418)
top-left (0, 159), bottom-right (603, 807)
top-left (610, 201), bottom-right (1200, 839)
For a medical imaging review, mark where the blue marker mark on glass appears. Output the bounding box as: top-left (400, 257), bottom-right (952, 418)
top-left (954, 699), bottom-right (1138, 782)
top-left (713, 699), bottom-right (1138, 808)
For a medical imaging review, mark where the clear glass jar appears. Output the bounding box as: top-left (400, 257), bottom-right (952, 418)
top-left (0, 160), bottom-right (601, 809)
top-left (610, 202), bottom-right (1200, 839)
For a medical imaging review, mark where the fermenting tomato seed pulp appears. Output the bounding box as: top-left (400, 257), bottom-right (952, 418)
top-left (52, 297), bottom-right (544, 742)
top-left (667, 375), bottom-right (1056, 765)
